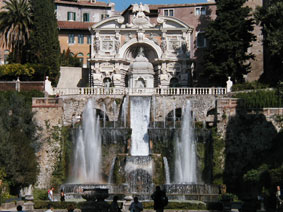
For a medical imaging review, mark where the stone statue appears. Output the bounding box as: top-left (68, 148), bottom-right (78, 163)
top-left (137, 47), bottom-right (145, 57)
top-left (95, 39), bottom-right (100, 51)
top-left (115, 37), bottom-right (120, 52)
top-left (132, 3), bottom-right (150, 14)
top-left (127, 3), bottom-right (154, 28)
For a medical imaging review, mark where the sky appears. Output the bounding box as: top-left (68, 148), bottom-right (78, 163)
top-left (102, 0), bottom-right (208, 12)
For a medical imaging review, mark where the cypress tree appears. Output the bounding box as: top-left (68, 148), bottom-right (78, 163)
top-left (27, 0), bottom-right (60, 84)
top-left (203, 0), bottom-right (255, 86)
top-left (256, 0), bottom-right (283, 86)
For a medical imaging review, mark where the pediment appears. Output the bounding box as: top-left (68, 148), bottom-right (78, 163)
top-left (158, 16), bottom-right (193, 31)
top-left (90, 16), bottom-right (125, 29)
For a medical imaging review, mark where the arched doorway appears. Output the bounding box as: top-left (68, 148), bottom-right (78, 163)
top-left (125, 43), bottom-right (158, 88)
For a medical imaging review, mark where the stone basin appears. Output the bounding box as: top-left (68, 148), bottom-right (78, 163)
top-left (82, 188), bottom-right (109, 201)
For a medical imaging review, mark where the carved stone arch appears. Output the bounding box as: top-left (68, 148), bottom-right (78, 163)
top-left (119, 38), bottom-right (162, 59)
top-left (158, 16), bottom-right (194, 31)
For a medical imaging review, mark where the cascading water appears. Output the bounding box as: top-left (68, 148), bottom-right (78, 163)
top-left (163, 157), bottom-right (171, 184)
top-left (130, 97), bottom-right (151, 156)
top-left (121, 96), bottom-right (128, 128)
top-left (174, 100), bottom-right (197, 183)
top-left (108, 157), bottom-right (116, 184)
top-left (71, 99), bottom-right (102, 183)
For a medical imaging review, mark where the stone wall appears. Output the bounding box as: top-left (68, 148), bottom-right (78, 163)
top-left (33, 105), bottom-right (64, 188)
top-left (33, 95), bottom-right (283, 188)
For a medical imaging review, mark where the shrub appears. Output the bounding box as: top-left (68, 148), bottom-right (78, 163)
top-left (33, 189), bottom-right (48, 201)
top-left (232, 81), bottom-right (269, 91)
top-left (234, 90), bottom-right (283, 108)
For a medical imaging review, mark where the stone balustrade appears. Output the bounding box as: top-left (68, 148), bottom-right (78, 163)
top-left (53, 87), bottom-right (227, 96)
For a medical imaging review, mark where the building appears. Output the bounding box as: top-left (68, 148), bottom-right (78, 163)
top-left (0, 0), bottom-right (9, 65)
top-left (121, 0), bottom-right (263, 84)
top-left (55, 0), bottom-right (116, 67)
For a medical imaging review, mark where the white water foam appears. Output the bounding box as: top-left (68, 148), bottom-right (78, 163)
top-left (130, 97), bottom-right (151, 156)
top-left (71, 99), bottom-right (102, 183)
top-left (174, 100), bottom-right (197, 183)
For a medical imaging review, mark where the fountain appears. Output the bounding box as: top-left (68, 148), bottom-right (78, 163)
top-left (71, 99), bottom-right (102, 183)
top-left (174, 100), bottom-right (197, 183)
top-left (130, 97), bottom-right (151, 156)
top-left (61, 47), bottom-right (219, 203)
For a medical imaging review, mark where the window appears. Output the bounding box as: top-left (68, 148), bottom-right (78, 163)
top-left (68, 34), bottom-right (75, 44)
top-left (196, 32), bottom-right (206, 48)
top-left (83, 13), bottom-right (89, 22)
top-left (101, 14), bottom-right (109, 20)
top-left (195, 7), bottom-right (206, 15)
top-left (67, 12), bottom-right (76, 21)
top-left (78, 34), bottom-right (84, 44)
top-left (87, 35), bottom-right (92, 44)
top-left (164, 9), bottom-right (174, 16)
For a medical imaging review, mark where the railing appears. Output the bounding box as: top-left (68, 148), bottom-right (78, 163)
top-left (53, 87), bottom-right (227, 96)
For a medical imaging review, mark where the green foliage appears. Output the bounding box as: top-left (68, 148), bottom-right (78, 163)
top-left (211, 128), bottom-right (225, 185)
top-left (255, 1), bottom-right (283, 85)
top-left (232, 81), bottom-right (269, 91)
top-left (0, 63), bottom-right (54, 81)
top-left (50, 126), bottom-right (73, 188)
top-left (33, 200), bottom-right (219, 210)
top-left (234, 90), bottom-right (283, 108)
top-left (224, 112), bottom-right (278, 195)
top-left (219, 193), bottom-right (239, 202)
top-left (0, 63), bottom-right (35, 80)
top-left (0, 0), bottom-right (32, 63)
top-left (33, 188), bottom-right (48, 201)
top-left (255, 0), bottom-right (283, 58)
top-left (60, 48), bottom-right (82, 67)
top-left (143, 201), bottom-right (207, 210)
top-left (0, 91), bottom-right (38, 194)
top-left (26, 0), bottom-right (60, 84)
top-left (34, 201), bottom-right (79, 209)
top-left (152, 155), bottom-right (165, 185)
top-left (203, 0), bottom-right (255, 86)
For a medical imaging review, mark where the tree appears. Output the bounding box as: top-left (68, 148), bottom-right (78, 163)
top-left (26, 0), bottom-right (60, 84)
top-left (255, 0), bottom-right (283, 86)
top-left (203, 0), bottom-right (255, 86)
top-left (60, 48), bottom-right (82, 67)
top-left (0, 0), bottom-right (32, 63)
top-left (0, 91), bottom-right (39, 194)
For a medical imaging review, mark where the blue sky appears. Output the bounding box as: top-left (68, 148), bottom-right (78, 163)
top-left (104, 0), bottom-right (208, 12)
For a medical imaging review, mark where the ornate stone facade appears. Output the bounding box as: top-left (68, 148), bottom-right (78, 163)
top-left (89, 3), bottom-right (193, 88)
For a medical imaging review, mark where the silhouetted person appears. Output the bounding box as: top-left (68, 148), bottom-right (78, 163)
top-left (67, 204), bottom-right (74, 212)
top-left (60, 189), bottom-right (65, 202)
top-left (151, 186), bottom-right (168, 212)
top-left (17, 205), bottom-right (23, 212)
top-left (110, 195), bottom-right (122, 212)
top-left (129, 197), bottom-right (143, 212)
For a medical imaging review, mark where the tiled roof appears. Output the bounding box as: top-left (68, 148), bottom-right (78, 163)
top-left (57, 21), bottom-right (95, 30)
top-left (55, 0), bottom-right (109, 7)
top-left (122, 2), bottom-right (216, 13)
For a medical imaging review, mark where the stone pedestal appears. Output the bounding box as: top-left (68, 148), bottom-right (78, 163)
top-left (24, 201), bottom-right (34, 211)
top-left (122, 195), bottom-right (133, 212)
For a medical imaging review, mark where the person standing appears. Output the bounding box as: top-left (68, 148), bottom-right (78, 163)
top-left (60, 189), bottom-right (65, 202)
top-left (110, 195), bottom-right (122, 212)
top-left (129, 197), bottom-right (143, 212)
top-left (276, 185), bottom-right (282, 211)
top-left (48, 187), bottom-right (54, 202)
top-left (151, 186), bottom-right (168, 212)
